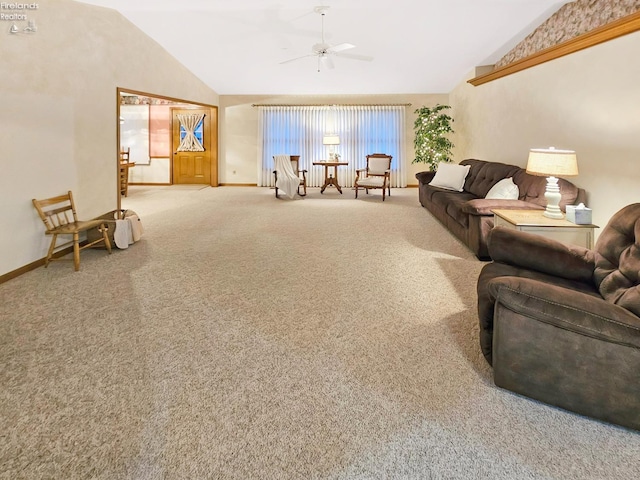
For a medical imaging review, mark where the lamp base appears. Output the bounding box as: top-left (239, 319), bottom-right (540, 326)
top-left (543, 176), bottom-right (564, 219)
top-left (543, 208), bottom-right (564, 219)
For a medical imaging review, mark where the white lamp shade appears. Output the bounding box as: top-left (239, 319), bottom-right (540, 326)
top-left (526, 147), bottom-right (578, 177)
top-left (322, 135), bottom-right (340, 146)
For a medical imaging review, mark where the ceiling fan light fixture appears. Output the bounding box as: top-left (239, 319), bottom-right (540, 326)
top-left (279, 5), bottom-right (373, 71)
top-left (313, 5), bottom-right (330, 15)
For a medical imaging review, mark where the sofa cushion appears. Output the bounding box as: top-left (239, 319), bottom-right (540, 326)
top-left (594, 203), bottom-right (640, 317)
top-left (461, 198), bottom-right (544, 216)
top-left (446, 202), bottom-right (469, 227)
top-left (428, 162), bottom-right (470, 191)
top-left (430, 190), bottom-right (475, 227)
top-left (430, 190), bottom-right (476, 210)
top-left (485, 177), bottom-right (519, 199)
top-left (460, 159), bottom-right (521, 198)
top-left (512, 170), bottom-right (546, 205)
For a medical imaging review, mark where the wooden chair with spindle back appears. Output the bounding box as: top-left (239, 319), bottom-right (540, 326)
top-left (32, 191), bottom-right (112, 271)
top-left (119, 147), bottom-right (132, 197)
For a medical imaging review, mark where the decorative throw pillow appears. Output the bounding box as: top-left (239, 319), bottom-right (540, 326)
top-left (484, 177), bottom-right (519, 200)
top-left (428, 162), bottom-right (471, 192)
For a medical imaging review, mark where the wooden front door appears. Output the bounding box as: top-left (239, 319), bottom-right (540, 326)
top-left (171, 107), bottom-right (215, 185)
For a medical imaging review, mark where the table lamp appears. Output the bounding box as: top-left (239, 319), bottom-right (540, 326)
top-left (322, 134), bottom-right (340, 160)
top-left (526, 147), bottom-right (578, 219)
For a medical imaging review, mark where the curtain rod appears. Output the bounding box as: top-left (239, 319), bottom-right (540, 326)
top-left (251, 103), bottom-right (411, 107)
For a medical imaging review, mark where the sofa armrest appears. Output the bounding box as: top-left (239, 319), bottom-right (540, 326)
top-left (488, 227), bottom-right (595, 282)
top-left (488, 276), bottom-right (640, 348)
top-left (488, 275), bottom-right (640, 431)
top-left (415, 171), bottom-right (435, 184)
top-left (461, 198), bottom-right (544, 216)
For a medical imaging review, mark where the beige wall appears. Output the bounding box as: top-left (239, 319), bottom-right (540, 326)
top-left (450, 30), bottom-right (640, 233)
top-left (0, 0), bottom-right (219, 276)
top-left (218, 94), bottom-right (448, 186)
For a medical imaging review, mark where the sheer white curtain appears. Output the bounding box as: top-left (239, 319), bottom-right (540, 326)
top-left (258, 105), bottom-right (406, 188)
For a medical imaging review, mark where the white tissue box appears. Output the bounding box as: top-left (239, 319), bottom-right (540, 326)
top-left (566, 205), bottom-right (592, 224)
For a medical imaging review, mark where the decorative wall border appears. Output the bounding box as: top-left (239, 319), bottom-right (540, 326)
top-left (468, 11), bottom-right (640, 86)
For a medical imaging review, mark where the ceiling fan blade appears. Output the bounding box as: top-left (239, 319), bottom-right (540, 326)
top-left (328, 43), bottom-right (355, 53)
top-left (280, 54), bottom-right (314, 65)
top-left (334, 52), bottom-right (374, 62)
top-left (287, 9), bottom-right (316, 23)
top-left (320, 55), bottom-right (335, 70)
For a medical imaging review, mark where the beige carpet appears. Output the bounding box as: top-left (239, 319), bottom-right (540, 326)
top-left (1, 186), bottom-right (638, 479)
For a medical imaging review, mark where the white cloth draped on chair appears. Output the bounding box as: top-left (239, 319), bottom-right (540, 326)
top-left (273, 155), bottom-right (300, 199)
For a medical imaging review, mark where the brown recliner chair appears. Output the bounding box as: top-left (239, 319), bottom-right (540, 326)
top-left (477, 203), bottom-right (640, 431)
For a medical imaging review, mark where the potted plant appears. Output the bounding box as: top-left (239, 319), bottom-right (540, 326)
top-left (412, 104), bottom-right (454, 171)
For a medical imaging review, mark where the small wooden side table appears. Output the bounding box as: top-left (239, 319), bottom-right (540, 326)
top-left (492, 209), bottom-right (598, 249)
top-left (313, 161), bottom-right (348, 194)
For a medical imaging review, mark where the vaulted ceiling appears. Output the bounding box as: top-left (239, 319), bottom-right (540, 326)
top-left (75, 0), bottom-right (573, 95)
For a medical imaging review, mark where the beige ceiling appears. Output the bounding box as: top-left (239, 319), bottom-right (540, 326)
top-left (74, 0), bottom-right (573, 95)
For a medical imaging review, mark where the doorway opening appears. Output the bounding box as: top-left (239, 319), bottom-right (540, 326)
top-left (116, 88), bottom-right (218, 212)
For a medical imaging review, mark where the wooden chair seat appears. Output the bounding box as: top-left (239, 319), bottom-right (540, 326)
top-left (46, 219), bottom-right (107, 233)
top-left (32, 191), bottom-right (112, 271)
top-left (355, 176), bottom-right (386, 187)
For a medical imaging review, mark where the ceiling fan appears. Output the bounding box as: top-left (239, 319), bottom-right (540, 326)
top-left (280, 6), bottom-right (373, 71)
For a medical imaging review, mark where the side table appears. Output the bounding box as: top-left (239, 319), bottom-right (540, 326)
top-left (492, 209), bottom-right (598, 249)
top-left (313, 161), bottom-right (348, 194)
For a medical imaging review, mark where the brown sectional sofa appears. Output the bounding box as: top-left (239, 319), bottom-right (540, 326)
top-left (415, 159), bottom-right (586, 259)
